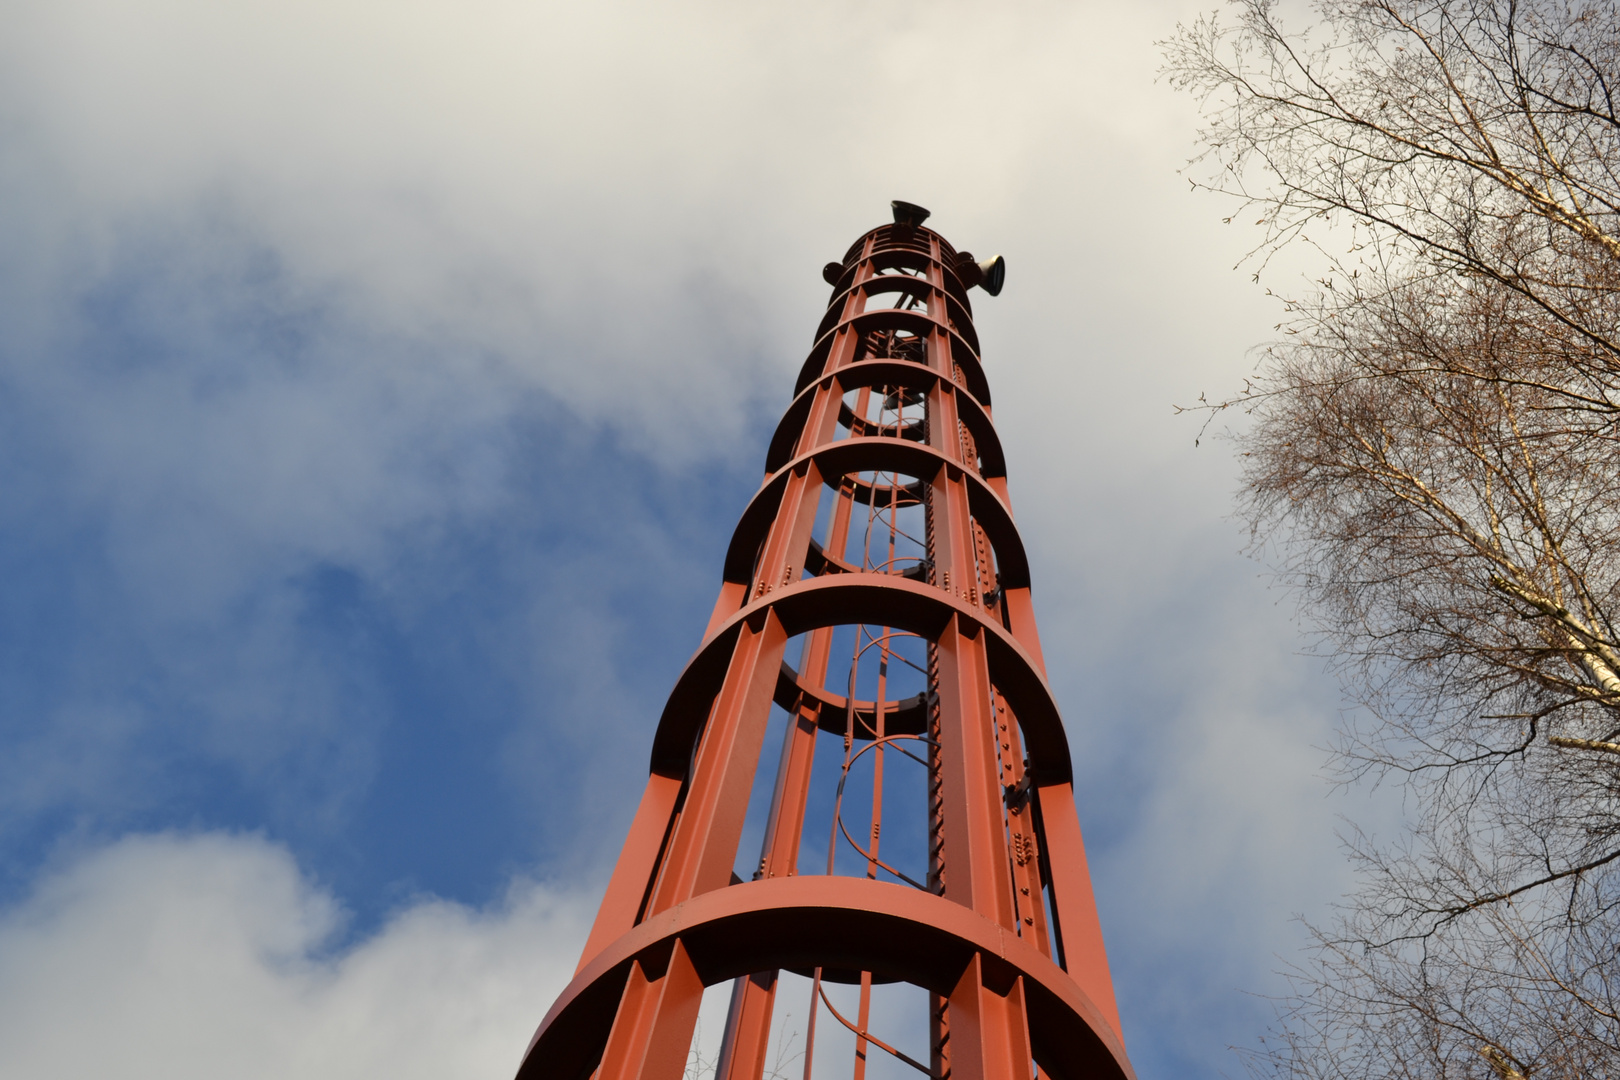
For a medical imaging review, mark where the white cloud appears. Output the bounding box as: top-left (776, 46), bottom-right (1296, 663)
top-left (0, 0), bottom-right (1285, 614)
top-left (0, 832), bottom-right (590, 1080)
top-left (0, 0), bottom-right (1271, 455)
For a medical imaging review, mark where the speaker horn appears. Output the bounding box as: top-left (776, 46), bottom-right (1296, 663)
top-left (890, 200), bottom-right (931, 228)
top-left (976, 254), bottom-right (1006, 296)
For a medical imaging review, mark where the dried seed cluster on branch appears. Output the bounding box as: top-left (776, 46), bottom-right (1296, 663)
top-left (1164, 1), bottom-right (1620, 1077)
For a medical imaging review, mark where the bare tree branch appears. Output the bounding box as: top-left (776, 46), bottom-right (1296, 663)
top-left (1166, 2), bottom-right (1620, 1076)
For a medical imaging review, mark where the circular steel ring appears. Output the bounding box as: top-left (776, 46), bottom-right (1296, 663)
top-left (797, 311), bottom-right (987, 403)
top-left (724, 436), bottom-right (1027, 589)
top-left (650, 574), bottom-right (1070, 784)
top-left (518, 876), bottom-right (1133, 1080)
top-left (766, 359), bottom-right (1004, 479)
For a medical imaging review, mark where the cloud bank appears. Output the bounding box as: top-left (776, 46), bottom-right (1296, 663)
top-left (0, 832), bottom-right (591, 1080)
top-left (0, 0), bottom-right (1378, 1075)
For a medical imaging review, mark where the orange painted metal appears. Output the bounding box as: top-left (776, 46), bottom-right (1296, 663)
top-left (515, 208), bottom-right (1133, 1080)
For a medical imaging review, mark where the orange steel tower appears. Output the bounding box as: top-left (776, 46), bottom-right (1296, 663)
top-left (516, 203), bottom-right (1134, 1080)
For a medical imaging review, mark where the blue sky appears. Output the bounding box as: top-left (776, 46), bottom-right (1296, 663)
top-left (0, 2), bottom-right (1387, 1077)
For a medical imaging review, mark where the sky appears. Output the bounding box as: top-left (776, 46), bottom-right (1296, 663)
top-left (0, 1), bottom-right (1391, 1077)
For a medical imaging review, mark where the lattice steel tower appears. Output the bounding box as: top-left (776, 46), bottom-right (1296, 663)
top-left (517, 203), bottom-right (1134, 1080)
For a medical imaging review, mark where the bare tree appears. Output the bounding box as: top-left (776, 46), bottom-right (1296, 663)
top-left (1164, 2), bottom-right (1620, 1076)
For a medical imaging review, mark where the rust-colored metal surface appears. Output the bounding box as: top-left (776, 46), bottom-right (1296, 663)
top-left (517, 204), bottom-right (1134, 1080)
